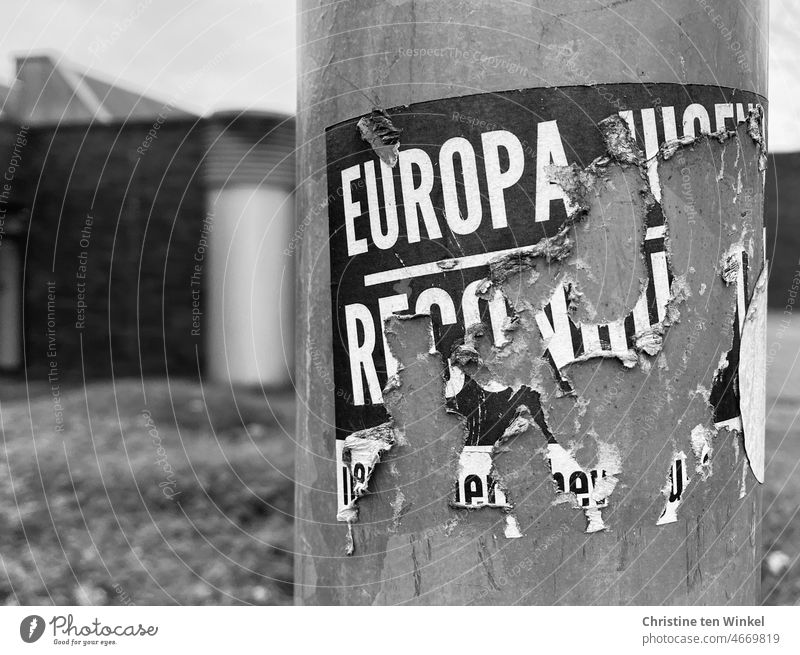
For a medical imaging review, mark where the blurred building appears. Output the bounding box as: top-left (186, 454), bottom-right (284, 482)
top-left (0, 53), bottom-right (294, 386)
top-left (203, 111), bottom-right (295, 386)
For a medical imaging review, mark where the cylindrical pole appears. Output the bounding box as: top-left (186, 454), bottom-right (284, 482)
top-left (295, 0), bottom-right (768, 605)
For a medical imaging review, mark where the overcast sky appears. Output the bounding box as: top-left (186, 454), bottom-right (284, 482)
top-left (1, 0), bottom-right (798, 150)
top-left (0, 0), bottom-right (297, 115)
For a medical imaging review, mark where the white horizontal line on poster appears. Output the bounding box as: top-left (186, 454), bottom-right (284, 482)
top-left (363, 244), bottom-right (540, 287)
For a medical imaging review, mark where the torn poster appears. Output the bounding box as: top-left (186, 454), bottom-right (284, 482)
top-left (739, 265), bottom-right (767, 482)
top-left (326, 84), bottom-right (766, 524)
top-left (548, 441), bottom-right (620, 533)
top-left (710, 247), bottom-right (767, 485)
top-left (657, 452), bottom-right (690, 526)
top-left (337, 422), bottom-right (395, 523)
top-left (710, 248), bottom-right (749, 433)
top-left (453, 446), bottom-right (508, 508)
top-left (451, 444), bottom-right (524, 538)
top-left (535, 220), bottom-right (672, 379)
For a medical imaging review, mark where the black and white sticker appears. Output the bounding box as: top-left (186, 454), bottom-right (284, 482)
top-left (325, 84), bottom-right (764, 518)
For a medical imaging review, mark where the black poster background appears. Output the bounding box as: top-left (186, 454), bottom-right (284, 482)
top-left (325, 83), bottom-right (764, 442)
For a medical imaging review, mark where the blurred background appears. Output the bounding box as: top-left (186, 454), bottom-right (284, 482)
top-left (0, 0), bottom-right (797, 605)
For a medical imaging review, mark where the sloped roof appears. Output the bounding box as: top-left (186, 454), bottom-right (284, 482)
top-left (80, 73), bottom-right (192, 120)
top-left (7, 52), bottom-right (196, 125)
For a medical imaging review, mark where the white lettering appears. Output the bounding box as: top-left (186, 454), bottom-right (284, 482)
top-left (714, 102), bottom-right (735, 133)
top-left (378, 294), bottom-right (409, 379)
top-left (682, 103), bottom-right (711, 138)
top-left (345, 303), bottom-right (382, 405)
top-left (399, 148), bottom-right (442, 243)
top-left (440, 137), bottom-right (482, 234)
top-left (481, 130), bottom-right (524, 229)
top-left (415, 287), bottom-right (463, 396)
top-left (661, 106), bottom-right (678, 141)
top-left (462, 280), bottom-right (510, 347)
top-left (364, 159), bottom-right (399, 250)
top-left (342, 164), bottom-right (367, 256)
top-left (535, 120), bottom-right (573, 223)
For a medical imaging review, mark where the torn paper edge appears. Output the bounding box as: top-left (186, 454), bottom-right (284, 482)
top-left (547, 440), bottom-right (621, 533)
top-left (656, 452), bottom-right (690, 526)
top-left (739, 264), bottom-right (767, 483)
top-left (690, 424), bottom-right (714, 481)
top-left (337, 421), bottom-right (396, 525)
top-left (451, 405), bottom-right (536, 539)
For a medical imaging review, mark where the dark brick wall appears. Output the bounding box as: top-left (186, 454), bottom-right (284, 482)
top-left (21, 119), bottom-right (207, 381)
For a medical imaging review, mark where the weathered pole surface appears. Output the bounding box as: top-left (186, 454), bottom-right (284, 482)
top-left (295, 0), bottom-right (768, 605)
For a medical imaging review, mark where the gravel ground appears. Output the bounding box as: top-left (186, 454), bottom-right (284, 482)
top-left (0, 379), bottom-right (295, 605)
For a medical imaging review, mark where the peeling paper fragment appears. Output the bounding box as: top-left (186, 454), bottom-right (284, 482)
top-left (486, 226), bottom-right (576, 283)
top-left (531, 135), bottom-right (682, 377)
top-left (344, 522), bottom-right (355, 556)
top-left (453, 444), bottom-right (523, 539)
top-left (383, 374), bottom-right (402, 395)
top-left (746, 104), bottom-right (768, 172)
top-left (537, 258), bottom-right (680, 374)
top-left (711, 247), bottom-right (748, 433)
top-left (597, 114), bottom-right (643, 165)
top-left (721, 251), bottom-right (741, 285)
top-left (545, 162), bottom-right (596, 218)
top-left (660, 135), bottom-right (697, 160)
top-left (337, 421), bottom-right (396, 524)
top-left (452, 406), bottom-right (535, 538)
top-left (547, 441), bottom-right (620, 533)
top-left (660, 128), bottom-right (737, 162)
top-left (739, 460), bottom-right (748, 499)
top-left (689, 424), bottom-right (714, 480)
top-left (739, 265), bottom-right (767, 483)
top-left (496, 404), bottom-right (538, 444)
top-left (390, 489), bottom-right (409, 530)
top-left (452, 343), bottom-right (481, 368)
top-left (504, 515), bottom-right (523, 538)
top-left (453, 446), bottom-right (510, 508)
top-left (478, 181), bottom-right (592, 294)
top-left (656, 452), bottom-right (690, 526)
top-left (356, 108), bottom-right (402, 167)
top-left (634, 327), bottom-right (663, 356)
